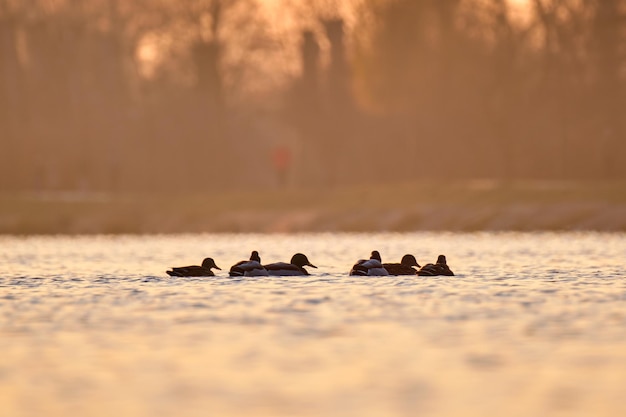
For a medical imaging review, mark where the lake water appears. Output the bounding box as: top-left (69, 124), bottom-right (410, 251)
top-left (1, 232), bottom-right (625, 417)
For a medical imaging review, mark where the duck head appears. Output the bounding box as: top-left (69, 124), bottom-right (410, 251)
top-left (436, 255), bottom-right (447, 265)
top-left (250, 251), bottom-right (261, 262)
top-left (201, 257), bottom-right (221, 270)
top-left (291, 253), bottom-right (317, 269)
top-left (401, 254), bottom-right (420, 268)
top-left (370, 251), bottom-right (382, 262)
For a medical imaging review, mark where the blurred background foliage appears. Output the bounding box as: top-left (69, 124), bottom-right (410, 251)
top-left (0, 0), bottom-right (624, 193)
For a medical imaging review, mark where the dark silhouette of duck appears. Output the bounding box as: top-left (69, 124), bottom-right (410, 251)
top-left (229, 251), bottom-right (268, 277)
top-left (263, 253), bottom-right (317, 276)
top-left (383, 254), bottom-right (421, 275)
top-left (418, 255), bottom-right (454, 276)
top-left (350, 250), bottom-right (390, 276)
top-left (166, 257), bottom-right (221, 277)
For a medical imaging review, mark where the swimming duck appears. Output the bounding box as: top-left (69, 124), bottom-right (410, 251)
top-left (350, 250), bottom-right (390, 276)
top-left (418, 255), bottom-right (454, 276)
top-left (166, 257), bottom-right (221, 277)
top-left (383, 254), bottom-right (421, 275)
top-left (229, 251), bottom-right (269, 277)
top-left (263, 253), bottom-right (317, 276)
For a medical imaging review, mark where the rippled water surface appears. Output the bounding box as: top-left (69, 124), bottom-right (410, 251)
top-left (1, 232), bottom-right (625, 417)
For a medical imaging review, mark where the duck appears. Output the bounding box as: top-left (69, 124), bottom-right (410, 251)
top-left (166, 257), bottom-right (221, 277)
top-left (349, 250), bottom-right (390, 276)
top-left (229, 251), bottom-right (269, 277)
top-left (383, 254), bottom-right (421, 275)
top-left (418, 255), bottom-right (454, 276)
top-left (263, 253), bottom-right (317, 276)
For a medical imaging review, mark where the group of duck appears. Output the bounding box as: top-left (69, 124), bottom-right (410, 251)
top-left (166, 250), bottom-right (454, 277)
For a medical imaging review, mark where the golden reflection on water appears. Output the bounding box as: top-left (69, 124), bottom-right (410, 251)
top-left (1, 233), bottom-right (625, 417)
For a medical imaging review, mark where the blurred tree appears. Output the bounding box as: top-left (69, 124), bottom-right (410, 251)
top-left (0, 1), bottom-right (23, 190)
top-left (589, 0), bottom-right (625, 177)
top-left (1, 0), bottom-right (625, 194)
top-left (285, 29), bottom-right (322, 185)
top-left (0, 0), bottom-right (275, 192)
top-left (352, 0), bottom-right (626, 180)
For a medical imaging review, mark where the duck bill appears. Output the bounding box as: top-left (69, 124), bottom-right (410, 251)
top-left (308, 263), bottom-right (317, 268)
top-left (215, 265), bottom-right (222, 270)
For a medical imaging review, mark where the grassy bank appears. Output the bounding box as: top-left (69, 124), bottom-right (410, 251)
top-left (1, 181), bottom-right (626, 234)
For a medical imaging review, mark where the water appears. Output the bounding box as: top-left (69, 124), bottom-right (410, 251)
top-left (1, 232), bottom-right (625, 417)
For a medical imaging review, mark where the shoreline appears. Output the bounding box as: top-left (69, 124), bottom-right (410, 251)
top-left (2, 181), bottom-right (626, 234)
